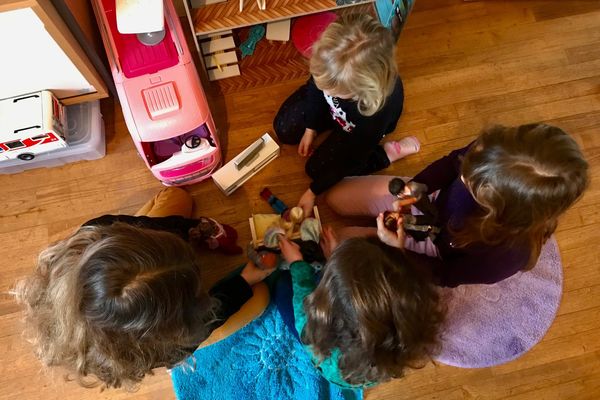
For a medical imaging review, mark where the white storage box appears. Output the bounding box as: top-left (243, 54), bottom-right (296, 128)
top-left (212, 132), bottom-right (280, 196)
top-left (0, 100), bottom-right (105, 174)
top-left (0, 91), bottom-right (68, 161)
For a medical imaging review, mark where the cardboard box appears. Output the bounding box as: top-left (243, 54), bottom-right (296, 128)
top-left (211, 132), bottom-right (279, 195)
top-left (0, 90), bottom-right (67, 161)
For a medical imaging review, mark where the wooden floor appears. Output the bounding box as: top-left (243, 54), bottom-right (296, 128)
top-left (1, 1), bottom-right (599, 399)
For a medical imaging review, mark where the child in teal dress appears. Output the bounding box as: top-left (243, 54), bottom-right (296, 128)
top-left (279, 235), bottom-right (444, 388)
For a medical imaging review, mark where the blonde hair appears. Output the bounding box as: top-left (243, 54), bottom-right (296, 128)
top-left (14, 223), bottom-right (218, 389)
top-left (310, 13), bottom-right (397, 117)
top-left (456, 124), bottom-right (589, 269)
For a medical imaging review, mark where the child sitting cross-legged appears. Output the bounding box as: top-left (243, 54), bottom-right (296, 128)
top-left (278, 234), bottom-right (445, 388)
top-left (13, 188), bottom-right (275, 390)
top-left (274, 13), bottom-right (420, 218)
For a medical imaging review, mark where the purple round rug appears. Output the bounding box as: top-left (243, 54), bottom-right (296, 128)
top-left (434, 236), bottom-right (563, 368)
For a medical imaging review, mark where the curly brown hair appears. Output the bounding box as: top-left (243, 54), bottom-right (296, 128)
top-left (456, 123), bottom-right (589, 269)
top-left (302, 237), bottom-right (444, 386)
top-left (13, 223), bottom-right (218, 389)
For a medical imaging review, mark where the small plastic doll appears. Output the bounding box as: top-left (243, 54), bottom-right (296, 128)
top-left (383, 178), bottom-right (440, 241)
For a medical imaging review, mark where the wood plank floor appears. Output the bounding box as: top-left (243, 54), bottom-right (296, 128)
top-left (1, 1), bottom-right (599, 399)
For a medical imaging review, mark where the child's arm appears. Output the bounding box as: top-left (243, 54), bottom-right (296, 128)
top-left (279, 237), bottom-right (317, 335)
top-left (208, 272), bottom-right (254, 326)
top-left (290, 260), bottom-right (318, 336)
top-left (208, 261), bottom-right (276, 328)
top-left (406, 243), bottom-right (530, 287)
top-left (83, 215), bottom-right (198, 240)
top-left (411, 143), bottom-right (473, 193)
top-left (304, 78), bottom-right (331, 132)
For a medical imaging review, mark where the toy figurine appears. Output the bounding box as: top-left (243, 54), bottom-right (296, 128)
top-left (263, 206), bottom-right (306, 247)
top-left (247, 244), bottom-right (281, 270)
top-left (281, 207), bottom-right (304, 237)
top-left (188, 217), bottom-right (243, 254)
top-left (383, 178), bottom-right (440, 241)
top-left (250, 210), bottom-right (325, 270)
top-left (260, 187), bottom-right (289, 215)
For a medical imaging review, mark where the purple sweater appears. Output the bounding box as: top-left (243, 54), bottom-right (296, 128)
top-left (411, 144), bottom-right (530, 287)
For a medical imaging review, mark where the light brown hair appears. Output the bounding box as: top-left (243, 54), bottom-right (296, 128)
top-left (457, 123), bottom-right (589, 268)
top-left (310, 13), bottom-right (397, 116)
top-left (302, 237), bottom-right (444, 385)
top-left (14, 223), bottom-right (218, 389)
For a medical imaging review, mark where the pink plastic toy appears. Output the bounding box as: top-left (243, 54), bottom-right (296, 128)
top-left (92, 0), bottom-right (221, 186)
top-left (291, 12), bottom-right (337, 58)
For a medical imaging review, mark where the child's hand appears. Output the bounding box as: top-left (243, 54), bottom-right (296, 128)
top-left (376, 213), bottom-right (405, 249)
top-left (247, 243), bottom-right (280, 270)
top-left (279, 236), bottom-right (303, 264)
top-left (298, 129), bottom-right (316, 157)
top-left (320, 225), bottom-right (339, 259)
top-left (240, 260), bottom-right (277, 286)
top-left (297, 188), bottom-right (316, 218)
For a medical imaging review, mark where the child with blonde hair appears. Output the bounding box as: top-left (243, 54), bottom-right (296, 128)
top-left (13, 188), bottom-right (275, 389)
top-left (274, 13), bottom-right (419, 216)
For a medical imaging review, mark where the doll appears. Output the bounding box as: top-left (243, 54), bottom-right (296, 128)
top-left (251, 209), bottom-right (325, 270)
top-left (383, 178), bottom-right (440, 242)
top-left (188, 217), bottom-right (243, 254)
top-left (252, 188), bottom-right (325, 269)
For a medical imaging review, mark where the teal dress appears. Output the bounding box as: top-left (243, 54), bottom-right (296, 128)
top-left (290, 261), bottom-right (374, 389)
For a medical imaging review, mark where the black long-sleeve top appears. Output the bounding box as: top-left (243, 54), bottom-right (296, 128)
top-left (304, 77), bottom-right (404, 195)
top-left (82, 215), bottom-right (253, 326)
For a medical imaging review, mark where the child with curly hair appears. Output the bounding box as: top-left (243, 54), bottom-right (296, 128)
top-left (13, 188), bottom-right (275, 389)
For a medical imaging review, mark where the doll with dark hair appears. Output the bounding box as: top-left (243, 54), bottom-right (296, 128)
top-left (384, 178), bottom-right (440, 241)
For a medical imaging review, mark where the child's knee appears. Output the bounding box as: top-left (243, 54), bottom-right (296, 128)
top-left (304, 156), bottom-right (320, 179)
top-left (273, 115), bottom-right (302, 145)
top-left (151, 187), bottom-right (193, 217)
top-left (159, 187), bottom-right (192, 204)
top-left (324, 185), bottom-right (345, 214)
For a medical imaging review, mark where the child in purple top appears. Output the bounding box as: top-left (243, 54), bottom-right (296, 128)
top-left (325, 124), bottom-right (589, 286)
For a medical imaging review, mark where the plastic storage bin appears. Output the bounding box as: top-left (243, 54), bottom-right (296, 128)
top-left (0, 100), bottom-right (105, 174)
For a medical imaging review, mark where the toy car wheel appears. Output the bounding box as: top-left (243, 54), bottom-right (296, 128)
top-left (18, 153), bottom-right (35, 161)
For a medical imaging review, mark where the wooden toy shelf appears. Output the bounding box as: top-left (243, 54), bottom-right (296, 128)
top-left (189, 1), bottom-right (375, 94)
top-left (207, 30), bottom-right (310, 94)
top-left (192, 0), bottom-right (375, 36)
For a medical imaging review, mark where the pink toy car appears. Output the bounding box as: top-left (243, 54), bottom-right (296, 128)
top-left (92, 0), bottom-right (221, 186)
